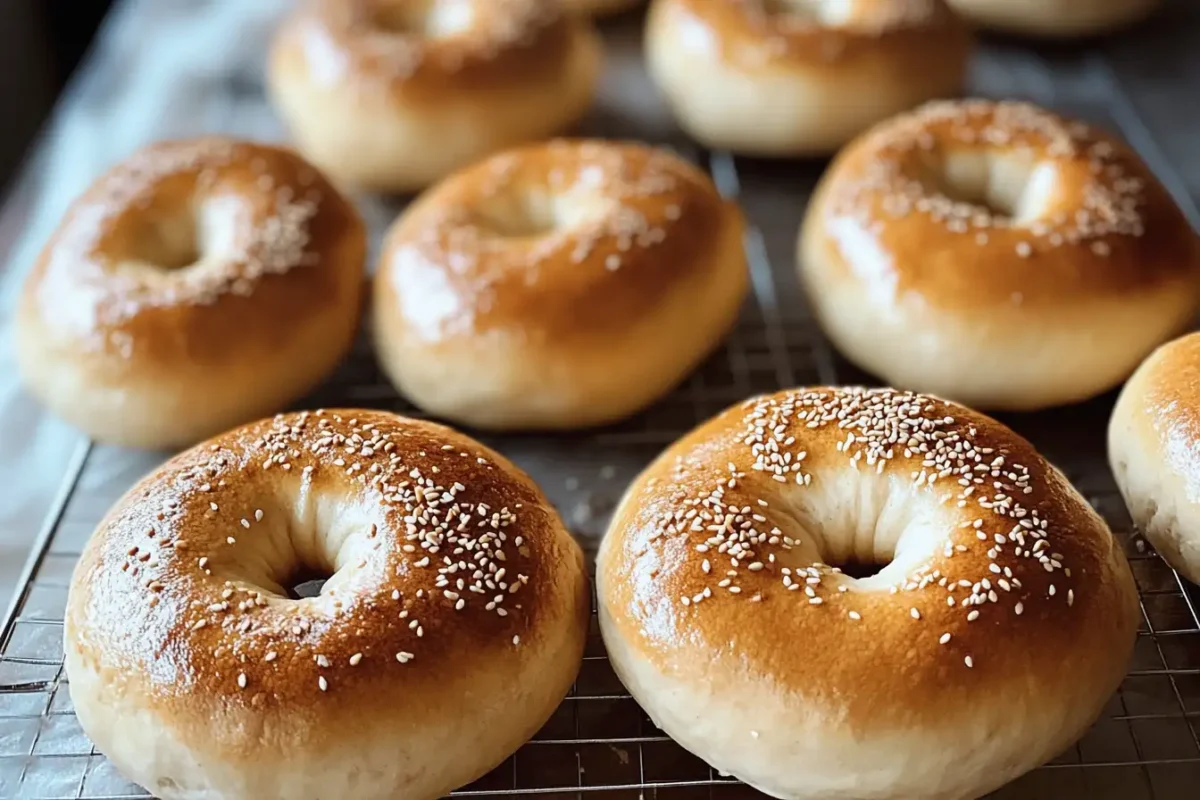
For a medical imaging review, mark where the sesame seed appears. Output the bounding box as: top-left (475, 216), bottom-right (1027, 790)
top-left (964, 656), bottom-right (974, 669)
top-left (396, 651), bottom-right (414, 663)
top-left (967, 610), bottom-right (980, 622)
top-left (265, 651), bottom-right (277, 662)
top-left (513, 635), bottom-right (520, 645)
top-left (349, 653), bottom-right (363, 666)
top-left (809, 597), bottom-right (823, 605)
top-left (255, 509), bottom-right (264, 522)
top-left (848, 611), bottom-right (862, 620)
top-left (1015, 602), bottom-right (1024, 616)
top-left (237, 673), bottom-right (247, 689)
top-left (318, 676), bottom-right (328, 691)
top-left (939, 633), bottom-right (952, 644)
top-left (910, 608), bottom-right (921, 620)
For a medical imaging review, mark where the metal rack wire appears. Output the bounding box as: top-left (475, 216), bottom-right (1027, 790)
top-left (3, 4), bottom-right (1200, 798)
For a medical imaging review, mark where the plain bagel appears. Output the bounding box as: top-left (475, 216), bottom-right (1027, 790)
top-left (268, 0), bottom-right (603, 193)
top-left (1110, 332), bottom-right (1200, 584)
top-left (15, 138), bottom-right (366, 450)
top-left (598, 386), bottom-right (1139, 800)
top-left (373, 139), bottom-right (749, 430)
top-left (645, 0), bottom-right (972, 156)
top-left (65, 409), bottom-right (590, 800)
top-left (800, 99), bottom-right (1200, 410)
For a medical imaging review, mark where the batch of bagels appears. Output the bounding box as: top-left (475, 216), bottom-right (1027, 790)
top-left (11, 0), bottom-right (1200, 797)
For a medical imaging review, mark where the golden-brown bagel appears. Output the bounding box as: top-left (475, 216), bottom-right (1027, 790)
top-left (946, 0), bottom-right (1158, 37)
top-left (267, 0), bottom-right (603, 193)
top-left (800, 99), bottom-right (1200, 410)
top-left (646, 0), bottom-right (972, 156)
top-left (599, 386), bottom-right (1139, 800)
top-left (15, 138), bottom-right (366, 450)
top-left (1110, 332), bottom-right (1200, 584)
top-left (373, 139), bottom-right (749, 430)
top-left (65, 409), bottom-right (590, 800)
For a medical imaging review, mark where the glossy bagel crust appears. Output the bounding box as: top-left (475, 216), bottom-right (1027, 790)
top-left (800, 99), bottom-right (1200, 410)
top-left (15, 138), bottom-right (366, 449)
top-left (599, 387), bottom-right (1138, 800)
top-left (268, 0), bottom-right (603, 192)
top-left (1110, 333), bottom-right (1200, 584)
top-left (373, 139), bottom-right (749, 430)
top-left (65, 409), bottom-right (590, 800)
top-left (646, 0), bottom-right (972, 155)
top-left (946, 0), bottom-right (1159, 37)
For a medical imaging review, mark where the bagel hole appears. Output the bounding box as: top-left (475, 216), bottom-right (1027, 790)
top-left (125, 212), bottom-right (201, 271)
top-left (916, 150), bottom-right (1050, 224)
top-left (286, 570), bottom-right (333, 600)
top-left (371, 1), bottom-right (475, 38)
top-left (470, 189), bottom-right (605, 239)
top-left (836, 560), bottom-right (887, 580)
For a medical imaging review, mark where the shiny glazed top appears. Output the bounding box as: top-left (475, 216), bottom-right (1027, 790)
top-left (375, 139), bottom-right (742, 344)
top-left (808, 99), bottom-right (1200, 310)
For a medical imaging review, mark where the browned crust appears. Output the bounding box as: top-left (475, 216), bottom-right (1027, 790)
top-left (600, 387), bottom-right (1138, 733)
top-left (270, 0), bottom-right (588, 104)
top-left (1113, 332), bottom-right (1200, 498)
top-left (18, 137), bottom-right (366, 367)
top-left (375, 139), bottom-right (744, 345)
top-left (657, 0), bottom-right (970, 69)
top-left (65, 410), bottom-right (589, 757)
top-left (806, 99), bottom-right (1200, 310)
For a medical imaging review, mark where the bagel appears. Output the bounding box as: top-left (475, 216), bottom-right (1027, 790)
top-left (268, 0), bottom-right (602, 193)
top-left (1110, 332), bottom-right (1200, 584)
top-left (598, 386), bottom-right (1139, 800)
top-left (373, 139), bottom-right (749, 430)
top-left (645, 0), bottom-right (972, 156)
top-left (64, 409), bottom-right (590, 800)
top-left (800, 99), bottom-right (1200, 410)
top-left (15, 138), bottom-right (366, 450)
top-left (945, 0), bottom-right (1159, 37)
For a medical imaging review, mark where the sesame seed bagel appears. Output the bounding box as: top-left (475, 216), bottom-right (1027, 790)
top-left (373, 139), bottom-right (749, 430)
top-left (645, 0), bottom-right (972, 156)
top-left (15, 138), bottom-right (366, 450)
top-left (267, 0), bottom-right (602, 194)
top-left (64, 409), bottom-right (589, 800)
top-left (597, 387), bottom-right (1139, 800)
top-left (800, 100), bottom-right (1200, 411)
top-left (945, 0), bottom-right (1158, 37)
top-left (1110, 332), bottom-right (1200, 584)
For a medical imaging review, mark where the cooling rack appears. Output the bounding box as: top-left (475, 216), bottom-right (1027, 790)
top-left (3, 2), bottom-right (1200, 798)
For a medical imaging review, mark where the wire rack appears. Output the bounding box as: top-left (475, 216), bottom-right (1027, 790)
top-left (4, 3), bottom-right (1200, 799)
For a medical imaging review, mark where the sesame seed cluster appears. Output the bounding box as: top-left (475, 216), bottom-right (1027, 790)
top-left (49, 139), bottom-right (325, 325)
top-left (654, 387), bottom-right (1077, 670)
top-left (310, 0), bottom-right (560, 85)
top-left (832, 100), bottom-right (1146, 258)
top-left (109, 411), bottom-right (536, 697)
